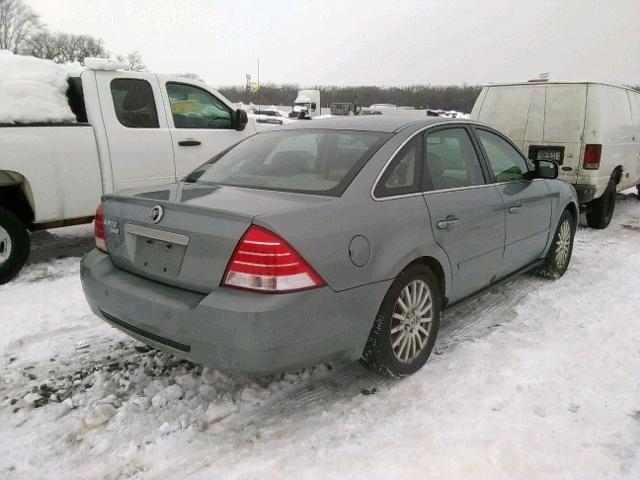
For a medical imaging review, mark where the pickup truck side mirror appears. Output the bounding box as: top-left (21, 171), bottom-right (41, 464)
top-left (534, 159), bottom-right (558, 180)
top-left (234, 109), bottom-right (248, 131)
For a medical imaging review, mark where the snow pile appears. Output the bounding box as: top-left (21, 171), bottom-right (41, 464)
top-left (0, 50), bottom-right (77, 124)
top-left (83, 57), bottom-right (126, 71)
top-left (1, 195), bottom-right (640, 478)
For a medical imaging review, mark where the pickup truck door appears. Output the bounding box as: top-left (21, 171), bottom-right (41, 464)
top-left (473, 127), bottom-right (552, 278)
top-left (95, 72), bottom-right (176, 191)
top-left (157, 77), bottom-right (255, 180)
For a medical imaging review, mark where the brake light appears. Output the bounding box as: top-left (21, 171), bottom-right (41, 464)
top-left (583, 144), bottom-right (602, 170)
top-left (223, 225), bottom-right (325, 293)
top-left (95, 202), bottom-right (107, 253)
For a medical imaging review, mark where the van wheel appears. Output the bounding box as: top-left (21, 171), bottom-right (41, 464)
top-left (360, 265), bottom-right (441, 377)
top-left (0, 207), bottom-right (30, 284)
top-left (539, 210), bottom-right (575, 279)
top-left (586, 179), bottom-right (616, 229)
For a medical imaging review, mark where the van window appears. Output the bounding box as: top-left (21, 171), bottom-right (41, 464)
top-left (477, 130), bottom-right (529, 182)
top-left (110, 79), bottom-right (159, 128)
top-left (166, 83), bottom-right (232, 129)
top-left (544, 85), bottom-right (587, 142)
top-left (424, 128), bottom-right (485, 190)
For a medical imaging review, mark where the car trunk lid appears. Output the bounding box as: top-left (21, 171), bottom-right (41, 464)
top-left (102, 183), bottom-right (333, 293)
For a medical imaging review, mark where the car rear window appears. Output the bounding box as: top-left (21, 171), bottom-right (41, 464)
top-left (185, 129), bottom-right (391, 196)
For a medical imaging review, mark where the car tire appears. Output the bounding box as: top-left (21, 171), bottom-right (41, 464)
top-left (360, 265), bottom-right (441, 377)
top-left (539, 209), bottom-right (575, 280)
top-left (586, 179), bottom-right (616, 229)
top-left (0, 206), bottom-right (30, 285)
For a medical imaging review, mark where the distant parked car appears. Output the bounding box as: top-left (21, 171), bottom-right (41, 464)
top-left (471, 81), bottom-right (640, 228)
top-left (81, 117), bottom-right (578, 377)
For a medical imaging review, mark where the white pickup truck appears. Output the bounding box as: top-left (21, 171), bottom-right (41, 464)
top-left (0, 68), bottom-right (260, 283)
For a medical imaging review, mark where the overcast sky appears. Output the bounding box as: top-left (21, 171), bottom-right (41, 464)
top-left (27, 0), bottom-right (640, 87)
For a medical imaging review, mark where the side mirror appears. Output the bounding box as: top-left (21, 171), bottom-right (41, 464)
top-left (534, 159), bottom-right (558, 179)
top-left (234, 109), bottom-right (248, 131)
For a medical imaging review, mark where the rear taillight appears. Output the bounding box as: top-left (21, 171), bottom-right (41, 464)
top-left (583, 144), bottom-right (602, 170)
top-left (222, 225), bottom-right (325, 293)
top-left (95, 202), bottom-right (107, 253)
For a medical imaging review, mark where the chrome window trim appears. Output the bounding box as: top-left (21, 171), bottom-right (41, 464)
top-left (371, 120), bottom-right (491, 202)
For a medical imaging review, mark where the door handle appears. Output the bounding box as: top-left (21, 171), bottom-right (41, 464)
top-left (509, 204), bottom-right (523, 214)
top-left (436, 216), bottom-right (461, 229)
top-left (178, 140), bottom-right (201, 147)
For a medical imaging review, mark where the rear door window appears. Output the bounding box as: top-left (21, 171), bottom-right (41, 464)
top-left (477, 129), bottom-right (529, 182)
top-left (166, 82), bottom-right (232, 129)
top-left (110, 79), bottom-right (159, 128)
top-left (423, 128), bottom-right (485, 190)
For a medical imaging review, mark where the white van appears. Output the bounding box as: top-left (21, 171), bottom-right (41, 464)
top-left (471, 81), bottom-right (640, 228)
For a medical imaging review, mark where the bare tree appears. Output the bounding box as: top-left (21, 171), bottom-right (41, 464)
top-left (116, 51), bottom-right (147, 72)
top-left (0, 0), bottom-right (42, 52)
top-left (25, 31), bottom-right (107, 64)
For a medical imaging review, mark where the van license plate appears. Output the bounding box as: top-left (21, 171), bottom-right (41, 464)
top-left (528, 146), bottom-right (564, 165)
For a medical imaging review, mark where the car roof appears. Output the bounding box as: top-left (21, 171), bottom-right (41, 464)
top-left (280, 116), bottom-right (471, 133)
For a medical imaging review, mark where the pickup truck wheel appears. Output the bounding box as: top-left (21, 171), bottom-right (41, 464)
top-left (539, 210), bottom-right (575, 279)
top-left (360, 265), bottom-right (441, 377)
top-left (0, 207), bottom-right (30, 284)
top-left (586, 179), bottom-right (616, 229)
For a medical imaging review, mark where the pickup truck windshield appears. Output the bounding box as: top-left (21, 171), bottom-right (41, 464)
top-left (184, 130), bottom-right (391, 196)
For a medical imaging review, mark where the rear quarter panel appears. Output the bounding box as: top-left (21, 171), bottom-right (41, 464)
top-left (255, 127), bottom-right (452, 295)
top-left (581, 84), bottom-right (637, 192)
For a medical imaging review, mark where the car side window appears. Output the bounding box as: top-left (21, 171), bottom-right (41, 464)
top-left (374, 136), bottom-right (421, 198)
top-left (110, 78), bottom-right (159, 128)
top-left (166, 82), bottom-right (232, 129)
top-left (423, 128), bottom-right (485, 191)
top-left (477, 129), bottom-right (529, 182)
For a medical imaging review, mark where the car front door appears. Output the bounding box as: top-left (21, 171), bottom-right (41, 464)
top-left (160, 79), bottom-right (253, 179)
top-left (421, 126), bottom-right (506, 301)
top-left (474, 127), bottom-right (553, 278)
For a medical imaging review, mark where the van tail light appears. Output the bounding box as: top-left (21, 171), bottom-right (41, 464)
top-left (222, 225), bottom-right (325, 293)
top-left (583, 144), bottom-right (602, 170)
top-left (95, 202), bottom-right (107, 253)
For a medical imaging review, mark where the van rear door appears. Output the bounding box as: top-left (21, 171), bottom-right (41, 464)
top-left (527, 84), bottom-right (587, 184)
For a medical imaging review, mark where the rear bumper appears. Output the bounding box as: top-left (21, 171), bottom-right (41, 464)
top-left (80, 250), bottom-right (389, 374)
top-left (574, 184), bottom-right (597, 204)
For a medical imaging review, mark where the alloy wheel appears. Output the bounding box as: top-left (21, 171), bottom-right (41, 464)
top-left (390, 279), bottom-right (433, 363)
top-left (555, 219), bottom-right (571, 269)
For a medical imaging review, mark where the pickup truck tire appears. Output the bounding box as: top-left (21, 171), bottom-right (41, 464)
top-left (0, 207), bottom-right (30, 284)
top-left (586, 179), bottom-right (616, 229)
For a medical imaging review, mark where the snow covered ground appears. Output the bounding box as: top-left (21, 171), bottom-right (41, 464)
top-left (1, 192), bottom-right (639, 480)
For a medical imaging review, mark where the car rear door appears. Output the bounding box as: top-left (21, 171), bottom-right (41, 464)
top-left (421, 125), bottom-right (506, 301)
top-left (95, 72), bottom-right (177, 191)
top-left (158, 78), bottom-right (255, 180)
top-left (473, 127), bottom-right (552, 278)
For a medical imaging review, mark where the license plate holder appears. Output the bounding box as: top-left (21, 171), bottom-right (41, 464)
top-left (133, 237), bottom-right (186, 277)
